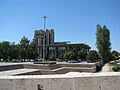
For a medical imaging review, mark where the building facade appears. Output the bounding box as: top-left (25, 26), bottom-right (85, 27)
top-left (34, 29), bottom-right (91, 60)
top-left (34, 29), bottom-right (54, 46)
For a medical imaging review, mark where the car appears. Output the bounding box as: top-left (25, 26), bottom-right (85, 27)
top-left (87, 59), bottom-right (99, 63)
top-left (68, 60), bottom-right (79, 63)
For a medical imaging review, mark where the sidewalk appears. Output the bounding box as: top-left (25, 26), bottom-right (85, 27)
top-left (0, 69), bottom-right (39, 76)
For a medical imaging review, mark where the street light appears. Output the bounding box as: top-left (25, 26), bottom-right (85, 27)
top-left (43, 16), bottom-right (47, 60)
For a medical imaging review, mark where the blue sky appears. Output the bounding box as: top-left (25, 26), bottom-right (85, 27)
top-left (0, 0), bottom-right (120, 51)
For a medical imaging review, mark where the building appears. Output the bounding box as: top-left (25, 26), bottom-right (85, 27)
top-left (34, 29), bottom-right (91, 60)
top-left (34, 29), bottom-right (54, 46)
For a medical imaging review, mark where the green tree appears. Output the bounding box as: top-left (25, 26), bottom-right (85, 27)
top-left (19, 36), bottom-right (30, 61)
top-left (111, 50), bottom-right (119, 65)
top-left (0, 41), bottom-right (20, 61)
top-left (58, 52), bottom-right (65, 61)
top-left (49, 54), bottom-right (56, 61)
top-left (78, 49), bottom-right (87, 60)
top-left (0, 42), bottom-right (3, 59)
top-left (111, 50), bottom-right (119, 60)
top-left (96, 24), bottom-right (111, 65)
top-left (69, 44), bottom-right (81, 59)
top-left (68, 44), bottom-right (89, 60)
top-left (86, 50), bottom-right (100, 60)
top-left (63, 51), bottom-right (75, 60)
top-left (1, 41), bottom-right (11, 60)
top-left (9, 42), bottom-right (20, 60)
top-left (27, 41), bottom-right (38, 61)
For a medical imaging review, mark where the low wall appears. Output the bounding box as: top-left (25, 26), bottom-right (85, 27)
top-left (23, 64), bottom-right (62, 70)
top-left (0, 63), bottom-right (96, 73)
top-left (0, 72), bottom-right (120, 90)
top-left (0, 64), bottom-right (23, 71)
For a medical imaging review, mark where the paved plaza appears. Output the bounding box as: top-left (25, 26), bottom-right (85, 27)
top-left (0, 62), bottom-right (33, 66)
top-left (0, 69), bottom-right (39, 76)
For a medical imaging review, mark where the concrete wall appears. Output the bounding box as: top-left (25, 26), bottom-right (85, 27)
top-left (0, 64), bottom-right (23, 71)
top-left (0, 63), bottom-right (96, 73)
top-left (0, 72), bottom-right (120, 90)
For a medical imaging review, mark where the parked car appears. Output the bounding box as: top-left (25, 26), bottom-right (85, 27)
top-left (87, 59), bottom-right (99, 63)
top-left (87, 59), bottom-right (93, 63)
top-left (68, 60), bottom-right (79, 63)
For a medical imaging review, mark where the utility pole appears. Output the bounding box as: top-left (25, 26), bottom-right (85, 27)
top-left (43, 16), bottom-right (47, 60)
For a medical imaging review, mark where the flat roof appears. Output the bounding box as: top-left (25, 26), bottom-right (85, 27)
top-left (37, 43), bottom-right (91, 49)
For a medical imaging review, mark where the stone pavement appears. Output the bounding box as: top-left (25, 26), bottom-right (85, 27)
top-left (0, 62), bottom-right (33, 66)
top-left (0, 69), bottom-right (39, 76)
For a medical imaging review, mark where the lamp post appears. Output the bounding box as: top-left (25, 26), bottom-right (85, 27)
top-left (43, 16), bottom-right (47, 61)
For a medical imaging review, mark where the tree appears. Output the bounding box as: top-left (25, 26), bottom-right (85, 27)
top-left (86, 50), bottom-right (100, 60)
top-left (58, 52), bottom-right (64, 61)
top-left (0, 41), bottom-right (20, 61)
top-left (111, 50), bottom-right (119, 60)
top-left (9, 42), bottom-right (20, 60)
top-left (49, 54), bottom-right (56, 61)
top-left (0, 42), bottom-right (3, 59)
top-left (1, 41), bottom-right (11, 60)
top-left (19, 36), bottom-right (30, 61)
top-left (63, 51), bottom-right (75, 60)
top-left (96, 24), bottom-right (111, 65)
top-left (77, 49), bottom-right (87, 60)
top-left (68, 44), bottom-right (89, 60)
top-left (27, 41), bottom-right (38, 61)
top-left (111, 50), bottom-right (119, 65)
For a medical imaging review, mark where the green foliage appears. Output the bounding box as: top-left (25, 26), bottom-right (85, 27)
top-left (19, 36), bottom-right (30, 60)
top-left (58, 52), bottom-right (64, 60)
top-left (49, 54), bottom-right (56, 61)
top-left (112, 65), bottom-right (120, 72)
top-left (27, 42), bottom-right (38, 60)
top-left (96, 64), bottom-right (102, 72)
top-left (96, 24), bottom-right (111, 65)
top-left (0, 41), bottom-right (11, 60)
top-left (68, 44), bottom-right (89, 60)
top-left (63, 51), bottom-right (75, 60)
top-left (9, 43), bottom-right (20, 60)
top-left (111, 50), bottom-right (119, 60)
top-left (86, 50), bottom-right (100, 60)
top-left (0, 41), bottom-right (20, 61)
top-left (77, 49), bottom-right (87, 60)
top-left (0, 36), bottom-right (38, 62)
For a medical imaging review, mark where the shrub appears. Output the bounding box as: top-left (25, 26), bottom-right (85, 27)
top-left (86, 50), bottom-right (100, 61)
top-left (96, 64), bottom-right (102, 72)
top-left (112, 65), bottom-right (120, 72)
top-left (49, 55), bottom-right (56, 61)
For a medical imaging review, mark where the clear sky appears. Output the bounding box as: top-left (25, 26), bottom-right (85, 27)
top-left (0, 0), bottom-right (120, 51)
